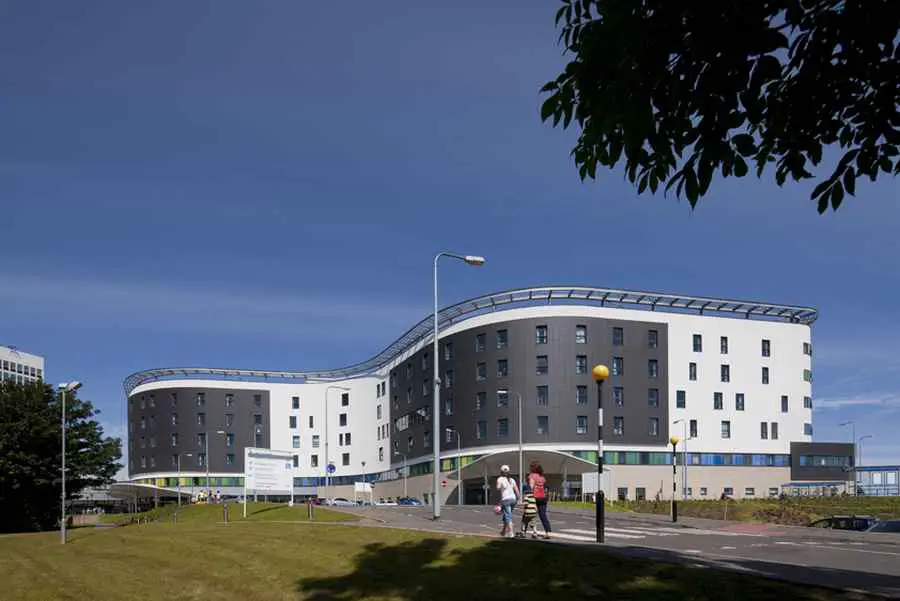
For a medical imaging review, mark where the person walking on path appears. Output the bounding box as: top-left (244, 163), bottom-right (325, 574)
top-left (516, 482), bottom-right (538, 538)
top-left (527, 460), bottom-right (552, 539)
top-left (495, 464), bottom-right (519, 538)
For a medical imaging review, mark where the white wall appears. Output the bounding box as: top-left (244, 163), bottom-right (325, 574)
top-left (0, 345), bottom-right (45, 384)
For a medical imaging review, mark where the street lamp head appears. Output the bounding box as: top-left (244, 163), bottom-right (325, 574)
top-left (839, 421), bottom-right (854, 427)
top-left (463, 255), bottom-right (486, 266)
top-left (670, 436), bottom-right (681, 447)
top-left (591, 365), bottom-right (609, 382)
top-left (58, 381), bottom-right (82, 392)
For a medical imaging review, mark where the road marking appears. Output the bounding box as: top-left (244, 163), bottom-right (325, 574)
top-left (721, 546), bottom-right (737, 550)
top-left (605, 527), bottom-right (677, 537)
top-left (803, 541), bottom-right (823, 546)
top-left (650, 526), bottom-right (761, 537)
top-left (683, 549), bottom-right (703, 554)
top-left (558, 528), bottom-right (644, 540)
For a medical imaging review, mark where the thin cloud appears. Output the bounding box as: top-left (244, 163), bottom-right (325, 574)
top-left (814, 393), bottom-right (900, 411)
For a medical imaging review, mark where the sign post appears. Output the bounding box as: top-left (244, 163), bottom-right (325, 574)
top-left (244, 447), bottom-right (295, 518)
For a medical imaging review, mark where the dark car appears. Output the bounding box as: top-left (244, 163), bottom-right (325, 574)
top-left (866, 519), bottom-right (900, 533)
top-left (808, 515), bottom-right (879, 531)
top-left (397, 497), bottom-right (424, 506)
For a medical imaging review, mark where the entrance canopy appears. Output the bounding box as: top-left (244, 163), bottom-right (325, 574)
top-left (109, 481), bottom-right (192, 500)
top-left (447, 449), bottom-right (598, 482)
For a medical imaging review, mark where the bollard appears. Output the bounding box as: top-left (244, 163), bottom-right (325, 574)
top-left (223, 503), bottom-right (229, 524)
top-left (307, 499), bottom-right (315, 521)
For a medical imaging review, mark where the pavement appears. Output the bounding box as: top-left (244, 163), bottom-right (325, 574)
top-left (342, 505), bottom-right (900, 598)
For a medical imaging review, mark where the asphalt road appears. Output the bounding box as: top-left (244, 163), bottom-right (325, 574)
top-left (347, 505), bottom-right (900, 598)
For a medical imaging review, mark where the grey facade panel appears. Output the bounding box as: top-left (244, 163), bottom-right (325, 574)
top-left (790, 442), bottom-right (855, 482)
top-left (127, 386), bottom-right (271, 477)
top-left (390, 316), bottom-right (669, 462)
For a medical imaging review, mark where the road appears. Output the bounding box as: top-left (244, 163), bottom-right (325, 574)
top-left (346, 505), bottom-right (900, 598)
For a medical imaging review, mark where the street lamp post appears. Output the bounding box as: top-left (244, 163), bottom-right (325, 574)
top-left (324, 385), bottom-right (350, 504)
top-left (673, 419), bottom-right (689, 499)
top-left (670, 436), bottom-right (680, 522)
top-left (395, 451), bottom-right (408, 498)
top-left (361, 461), bottom-right (367, 505)
top-left (858, 435), bottom-right (873, 493)
top-left (57, 381), bottom-right (81, 545)
top-left (432, 251), bottom-right (485, 521)
top-left (840, 421), bottom-right (856, 495)
top-left (591, 365), bottom-right (609, 543)
top-left (446, 428), bottom-right (463, 505)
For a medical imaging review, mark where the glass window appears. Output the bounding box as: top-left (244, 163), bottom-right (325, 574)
top-left (197, 413), bottom-right (206, 427)
top-left (803, 342), bottom-right (812, 356)
top-left (613, 386), bottom-right (624, 407)
top-left (497, 360), bottom-right (508, 378)
top-left (312, 435), bottom-right (320, 448)
top-left (648, 417), bottom-right (659, 437)
top-left (311, 454), bottom-right (319, 468)
top-left (341, 393), bottom-right (350, 407)
top-left (476, 391), bottom-right (486, 410)
top-left (648, 329), bottom-right (658, 348)
top-left (676, 390), bottom-right (686, 409)
top-left (804, 423), bottom-right (813, 436)
top-left (720, 336), bottom-right (729, 354)
top-left (721, 420), bottom-right (731, 439)
top-left (760, 422), bottom-right (768, 440)
top-left (735, 393), bottom-right (745, 411)
top-left (308, 416), bottom-right (314, 428)
top-left (576, 385), bottom-right (588, 405)
top-left (197, 392), bottom-right (206, 407)
top-left (442, 369), bottom-right (454, 389)
top-left (226, 433), bottom-right (235, 447)
top-left (423, 379), bottom-right (429, 396)
top-left (613, 327), bottom-right (624, 346)
top-left (762, 366), bottom-right (770, 384)
top-left (292, 396), bottom-right (300, 409)
top-left (377, 404), bottom-right (382, 419)
top-left (536, 355), bottom-right (549, 375)
top-left (476, 420), bottom-right (487, 440)
top-left (535, 325), bottom-right (548, 344)
top-left (339, 413), bottom-right (348, 427)
top-left (689, 362), bottom-right (697, 381)
top-left (171, 413), bottom-right (178, 426)
top-left (496, 329), bottom-right (508, 349)
top-left (647, 388), bottom-right (659, 408)
top-left (406, 363), bottom-right (413, 379)
top-left (422, 352), bottom-right (429, 371)
top-left (293, 435), bottom-right (301, 448)
top-left (648, 359), bottom-right (659, 378)
top-left (444, 396), bottom-right (453, 416)
top-left (475, 334), bottom-right (486, 352)
top-left (575, 355), bottom-right (588, 375)
top-left (781, 395), bottom-right (789, 412)
top-left (497, 418), bottom-right (509, 437)
top-left (536, 385), bottom-right (549, 406)
top-left (497, 389), bottom-right (509, 408)
top-left (612, 357), bottom-right (624, 376)
top-left (253, 394), bottom-right (262, 407)
top-left (762, 339), bottom-right (771, 357)
top-left (443, 342), bottom-right (453, 361)
top-left (692, 334), bottom-right (703, 352)
top-left (713, 392), bottom-right (723, 410)
top-left (289, 416), bottom-right (297, 428)
top-left (342, 453), bottom-right (350, 466)
top-left (803, 396), bottom-right (812, 409)
top-left (536, 415), bottom-right (549, 435)
top-left (575, 325), bottom-right (587, 344)
top-left (576, 416), bottom-right (588, 435)
top-left (771, 422), bottom-right (779, 440)
top-left (721, 364), bottom-right (730, 382)
top-left (689, 419), bottom-right (698, 438)
top-left (170, 433), bottom-right (178, 446)
top-left (803, 369), bottom-right (813, 382)
top-left (197, 433), bottom-right (206, 448)
top-left (613, 416), bottom-right (625, 436)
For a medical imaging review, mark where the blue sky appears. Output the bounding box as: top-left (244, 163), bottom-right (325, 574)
top-left (1, 1), bottom-right (898, 475)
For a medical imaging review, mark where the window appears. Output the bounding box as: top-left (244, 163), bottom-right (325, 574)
top-left (693, 334), bottom-right (703, 352)
top-left (255, 432), bottom-right (264, 447)
top-left (744, 487), bottom-right (756, 497)
top-left (575, 325), bottom-right (587, 344)
top-left (444, 395), bottom-right (454, 416)
top-left (476, 420), bottom-right (488, 440)
top-left (378, 447), bottom-right (384, 462)
top-left (613, 416), bottom-right (625, 436)
top-left (648, 329), bottom-right (658, 348)
top-left (804, 423), bottom-right (813, 436)
top-left (497, 418), bottom-right (509, 437)
top-left (576, 385), bottom-right (588, 405)
top-left (171, 412), bottom-right (178, 426)
top-left (676, 390), bottom-right (686, 409)
top-left (311, 455), bottom-right (319, 468)
top-left (535, 325), bottom-right (548, 344)
top-left (647, 388), bottom-right (659, 408)
top-left (197, 392), bottom-right (206, 407)
top-left (292, 396), bottom-right (300, 409)
top-left (635, 487), bottom-right (646, 501)
top-left (149, 456), bottom-right (156, 468)
top-left (291, 455), bottom-right (298, 468)
top-left (197, 413), bottom-right (206, 427)
top-left (536, 385), bottom-right (549, 406)
top-left (781, 395), bottom-right (789, 413)
top-left (497, 389), bottom-right (509, 408)
top-left (406, 386), bottom-right (412, 403)
top-left (497, 360), bottom-right (508, 378)
top-left (293, 435), bottom-right (301, 448)
top-left (422, 352), bottom-right (429, 371)
top-left (496, 329), bottom-right (508, 349)
top-left (308, 416), bottom-right (314, 428)
top-left (289, 416), bottom-right (298, 428)
top-left (536, 355), bottom-right (549, 375)
top-left (762, 367), bottom-right (770, 384)
top-left (148, 395), bottom-right (155, 408)
top-left (803, 369), bottom-right (813, 382)
top-left (762, 339), bottom-right (771, 357)
top-left (689, 419), bottom-right (698, 438)
top-left (170, 433), bottom-right (178, 447)
top-left (339, 413), bottom-right (348, 427)
top-left (735, 393), bottom-right (745, 411)
top-left (344, 433), bottom-right (352, 446)
top-left (406, 363), bottom-right (413, 379)
top-left (803, 342), bottom-right (812, 356)
top-left (760, 422), bottom-right (768, 440)
top-left (444, 427), bottom-right (455, 444)
top-left (713, 392), bottom-right (723, 410)
top-left (423, 430), bottom-right (431, 448)
top-left (226, 433), bottom-right (235, 447)
top-left (689, 362), bottom-right (697, 381)
top-left (341, 393), bottom-right (350, 407)
top-left (475, 333), bottom-right (486, 352)
top-left (443, 342), bottom-right (453, 361)
top-left (476, 391), bottom-right (486, 410)
top-left (536, 415), bottom-right (549, 435)
top-left (576, 415), bottom-right (588, 435)
top-left (720, 364), bottom-right (730, 382)
top-left (771, 422), bottom-right (779, 440)
top-left (170, 392), bottom-right (178, 407)
top-left (575, 355), bottom-right (588, 375)
top-left (648, 417), bottom-right (659, 437)
top-left (253, 394), bottom-right (262, 407)
top-left (648, 359), bottom-right (659, 378)
top-left (721, 420), bottom-right (731, 439)
top-left (423, 379), bottom-right (429, 396)
top-left (720, 336), bottom-right (729, 354)
top-left (312, 435), bottom-right (320, 448)
top-left (612, 357), bottom-right (624, 376)
top-left (445, 369), bottom-right (455, 388)
top-left (803, 396), bottom-right (813, 409)
top-left (342, 453), bottom-right (350, 466)
top-left (197, 433), bottom-right (206, 448)
top-left (377, 404), bottom-right (382, 420)
top-left (380, 381), bottom-right (386, 396)
top-left (613, 327), bottom-right (624, 346)
top-left (613, 386), bottom-right (624, 407)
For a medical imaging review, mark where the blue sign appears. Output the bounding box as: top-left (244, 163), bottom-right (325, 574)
top-left (326, 463), bottom-right (336, 474)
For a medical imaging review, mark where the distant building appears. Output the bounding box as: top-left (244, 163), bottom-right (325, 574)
top-left (0, 345), bottom-right (44, 384)
top-left (857, 465), bottom-right (900, 496)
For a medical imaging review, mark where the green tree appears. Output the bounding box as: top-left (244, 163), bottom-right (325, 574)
top-left (0, 381), bottom-right (121, 533)
top-left (541, 0), bottom-right (900, 212)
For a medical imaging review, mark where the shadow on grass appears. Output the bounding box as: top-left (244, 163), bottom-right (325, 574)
top-left (297, 537), bottom-right (896, 601)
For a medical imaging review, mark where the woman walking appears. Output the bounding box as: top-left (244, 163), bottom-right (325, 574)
top-left (527, 460), bottom-right (551, 539)
top-left (495, 464), bottom-right (519, 538)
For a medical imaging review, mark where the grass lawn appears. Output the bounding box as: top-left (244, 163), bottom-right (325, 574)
top-left (99, 502), bottom-right (357, 525)
top-left (0, 520), bottom-right (881, 601)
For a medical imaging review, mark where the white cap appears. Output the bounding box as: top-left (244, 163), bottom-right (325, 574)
top-left (500, 464), bottom-right (510, 473)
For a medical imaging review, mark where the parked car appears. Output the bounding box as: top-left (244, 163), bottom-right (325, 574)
top-left (397, 497), bottom-right (424, 506)
top-left (374, 498), bottom-right (398, 506)
top-left (866, 519), bottom-right (900, 533)
top-left (807, 515), bottom-right (879, 531)
top-left (325, 497), bottom-right (356, 507)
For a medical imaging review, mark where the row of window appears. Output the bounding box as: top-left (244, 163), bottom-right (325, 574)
top-left (616, 486), bottom-right (779, 500)
top-left (134, 450), bottom-right (356, 471)
top-left (0, 361), bottom-right (42, 377)
top-left (687, 362), bottom-right (812, 384)
top-left (682, 391), bottom-right (814, 412)
top-left (1, 372), bottom-right (40, 384)
top-left (691, 335), bottom-right (812, 358)
top-left (134, 391), bottom-right (265, 411)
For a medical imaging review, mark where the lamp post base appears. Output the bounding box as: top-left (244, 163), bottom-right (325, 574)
top-left (595, 491), bottom-right (605, 543)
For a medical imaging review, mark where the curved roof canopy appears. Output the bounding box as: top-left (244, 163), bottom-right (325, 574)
top-left (124, 285), bottom-right (817, 394)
